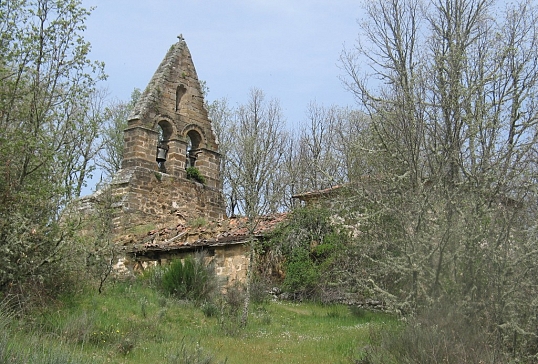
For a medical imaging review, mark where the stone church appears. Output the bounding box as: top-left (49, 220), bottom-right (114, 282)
top-left (112, 35), bottom-right (225, 231)
top-left (92, 37), bottom-right (284, 285)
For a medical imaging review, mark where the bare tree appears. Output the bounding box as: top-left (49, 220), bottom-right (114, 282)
top-left (96, 88), bottom-right (141, 183)
top-left (230, 88), bottom-right (287, 220)
top-left (298, 102), bottom-right (338, 190)
top-left (331, 107), bottom-right (374, 181)
top-left (222, 88), bottom-right (287, 326)
top-left (207, 97), bottom-right (238, 216)
top-left (63, 87), bottom-right (109, 198)
top-left (277, 134), bottom-right (303, 210)
top-left (299, 104), bottom-right (374, 188)
top-left (341, 0), bottom-right (538, 359)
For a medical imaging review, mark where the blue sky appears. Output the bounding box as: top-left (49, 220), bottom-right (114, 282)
top-left (81, 0), bottom-right (362, 128)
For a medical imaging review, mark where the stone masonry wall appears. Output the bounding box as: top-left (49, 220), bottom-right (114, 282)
top-left (118, 244), bottom-right (250, 289)
top-left (87, 38), bottom-right (238, 287)
top-left (111, 166), bottom-right (225, 233)
top-left (123, 39), bottom-right (221, 188)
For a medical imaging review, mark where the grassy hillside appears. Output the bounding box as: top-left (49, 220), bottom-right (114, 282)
top-left (1, 281), bottom-right (395, 364)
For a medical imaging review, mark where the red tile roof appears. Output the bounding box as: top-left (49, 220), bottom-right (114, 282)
top-left (118, 213), bottom-right (288, 255)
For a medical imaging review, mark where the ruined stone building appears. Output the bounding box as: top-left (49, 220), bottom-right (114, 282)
top-left (111, 36), bottom-right (225, 232)
top-left (98, 37), bottom-right (283, 286)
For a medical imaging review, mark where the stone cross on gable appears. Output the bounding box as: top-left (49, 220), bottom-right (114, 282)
top-left (121, 38), bottom-right (223, 195)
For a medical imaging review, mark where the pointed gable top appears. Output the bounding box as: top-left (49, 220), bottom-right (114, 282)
top-left (128, 37), bottom-right (209, 133)
top-left (121, 36), bottom-right (220, 183)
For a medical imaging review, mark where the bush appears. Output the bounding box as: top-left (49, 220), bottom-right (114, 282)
top-left (282, 248), bottom-right (320, 298)
top-left (186, 167), bottom-right (206, 184)
top-left (363, 304), bottom-right (497, 364)
top-left (250, 276), bottom-right (270, 304)
top-left (161, 254), bottom-right (216, 303)
top-left (201, 301), bottom-right (219, 318)
top-left (167, 337), bottom-right (225, 364)
top-left (263, 206), bottom-right (349, 301)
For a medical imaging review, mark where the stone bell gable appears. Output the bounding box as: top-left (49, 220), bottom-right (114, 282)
top-left (111, 37), bottom-right (226, 231)
top-left (122, 36), bottom-right (220, 186)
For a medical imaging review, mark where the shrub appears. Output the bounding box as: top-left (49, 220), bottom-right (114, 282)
top-left (263, 206), bottom-right (349, 301)
top-left (282, 248), bottom-right (320, 298)
top-left (161, 254), bottom-right (216, 303)
top-left (161, 260), bottom-right (184, 297)
top-left (167, 337), bottom-right (225, 364)
top-left (201, 301), bottom-right (219, 318)
top-left (186, 167), bottom-right (206, 184)
top-left (363, 304), bottom-right (496, 364)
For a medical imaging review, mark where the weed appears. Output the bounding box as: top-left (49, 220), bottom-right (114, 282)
top-left (140, 296), bottom-right (148, 318)
top-left (139, 264), bottom-right (166, 288)
top-left (201, 301), bottom-right (219, 318)
top-left (349, 305), bottom-right (367, 318)
top-left (157, 308), bottom-right (168, 320)
top-left (186, 167), bottom-right (206, 184)
top-left (128, 223), bottom-right (157, 235)
top-left (160, 255), bottom-right (216, 303)
top-left (253, 305), bottom-right (272, 325)
top-left (167, 337), bottom-right (225, 364)
top-left (224, 282), bottom-right (245, 316)
top-left (0, 304), bottom-right (96, 363)
top-left (326, 306), bottom-right (341, 318)
top-left (3, 277), bottom-right (393, 363)
top-left (158, 296), bottom-right (168, 307)
top-left (260, 313), bottom-right (272, 325)
top-left (188, 216), bottom-right (207, 228)
top-left (117, 336), bottom-right (135, 356)
top-left (62, 310), bottom-right (97, 344)
top-left (250, 276), bottom-right (270, 304)
top-left (217, 284), bottom-right (246, 336)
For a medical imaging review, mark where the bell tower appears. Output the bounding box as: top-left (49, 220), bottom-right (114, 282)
top-left (112, 36), bottom-right (225, 230)
top-left (122, 35), bottom-right (220, 187)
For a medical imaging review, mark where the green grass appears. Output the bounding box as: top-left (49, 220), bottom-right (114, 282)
top-left (2, 281), bottom-right (395, 364)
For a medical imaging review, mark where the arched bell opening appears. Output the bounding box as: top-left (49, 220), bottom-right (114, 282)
top-left (186, 129), bottom-right (202, 168)
top-left (156, 120), bottom-right (173, 173)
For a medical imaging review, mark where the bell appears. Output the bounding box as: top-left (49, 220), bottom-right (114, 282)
top-left (156, 146), bottom-right (168, 162)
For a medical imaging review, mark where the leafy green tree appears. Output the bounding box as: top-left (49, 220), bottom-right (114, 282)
top-left (0, 0), bottom-right (104, 294)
